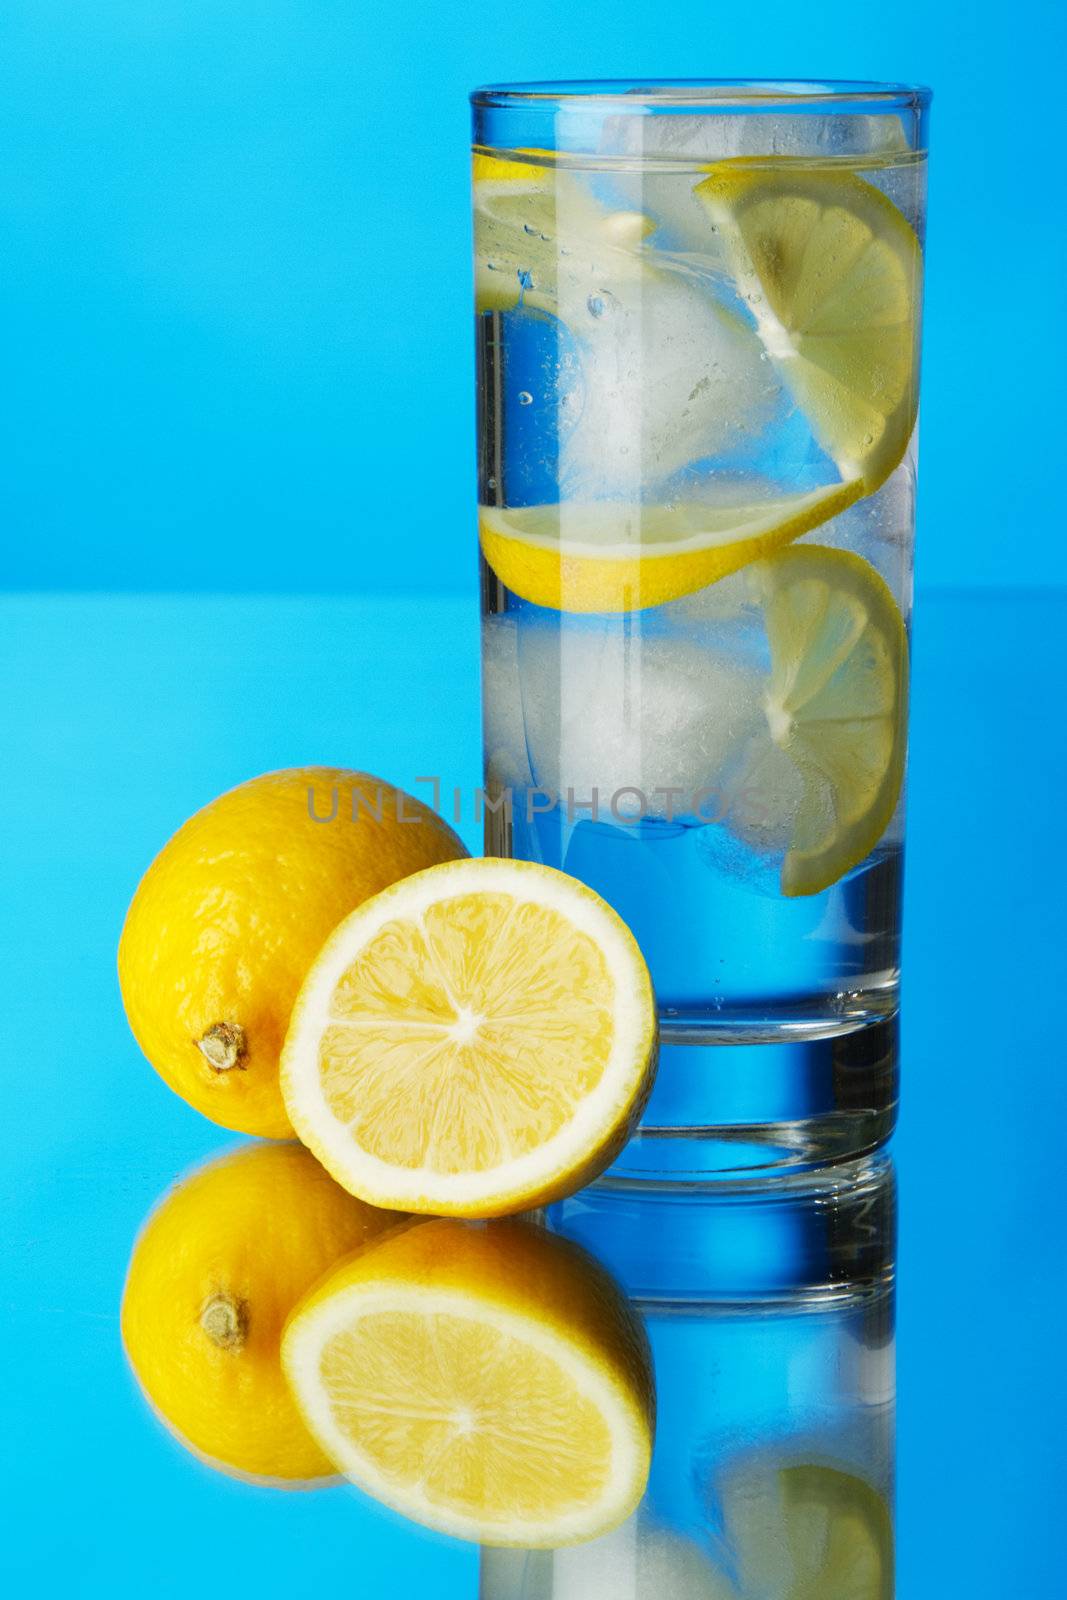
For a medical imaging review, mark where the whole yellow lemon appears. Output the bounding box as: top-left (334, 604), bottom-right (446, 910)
top-left (118, 766), bottom-right (467, 1136)
top-left (121, 1140), bottom-right (403, 1486)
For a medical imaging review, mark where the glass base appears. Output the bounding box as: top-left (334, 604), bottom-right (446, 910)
top-left (614, 1015), bottom-right (898, 1180)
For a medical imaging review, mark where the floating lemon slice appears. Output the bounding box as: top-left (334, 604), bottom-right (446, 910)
top-left (473, 147), bottom-right (651, 317)
top-left (282, 1218), bottom-right (655, 1547)
top-left (751, 544), bottom-right (908, 897)
top-left (280, 857), bottom-right (657, 1216)
top-left (479, 486), bottom-right (859, 614)
top-left (472, 150), bottom-right (549, 185)
top-left (723, 1461), bottom-right (893, 1599)
top-left (696, 162), bottom-right (922, 495)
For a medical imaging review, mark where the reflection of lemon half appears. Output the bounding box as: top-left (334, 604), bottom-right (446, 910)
top-left (696, 162), bottom-right (921, 496)
top-left (751, 544), bottom-right (908, 897)
top-left (479, 486), bottom-right (859, 614)
top-left (723, 1461), bottom-right (893, 1599)
top-left (120, 1142), bottom-right (402, 1486)
top-left (282, 1218), bottom-right (654, 1546)
top-left (281, 857), bottom-right (657, 1217)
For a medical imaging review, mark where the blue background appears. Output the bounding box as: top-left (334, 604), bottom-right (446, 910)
top-left (1, 0), bottom-right (1064, 592)
top-left (2, 7), bottom-right (1066, 1596)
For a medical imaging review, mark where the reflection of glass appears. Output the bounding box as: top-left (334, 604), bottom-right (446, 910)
top-left (482, 1156), bottom-right (895, 1596)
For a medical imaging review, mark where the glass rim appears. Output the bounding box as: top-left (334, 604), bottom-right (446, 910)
top-left (470, 78), bottom-right (932, 113)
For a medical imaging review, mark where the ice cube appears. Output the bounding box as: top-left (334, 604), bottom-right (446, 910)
top-left (557, 260), bottom-right (779, 500)
top-left (481, 613), bottom-right (533, 793)
top-left (515, 615), bottom-right (765, 821)
top-left (549, 1523), bottom-right (735, 1599)
top-left (599, 103), bottom-right (911, 165)
top-left (475, 161), bottom-right (779, 500)
top-left (654, 567), bottom-right (755, 627)
top-left (596, 106), bottom-right (915, 256)
top-left (826, 446), bottom-right (916, 600)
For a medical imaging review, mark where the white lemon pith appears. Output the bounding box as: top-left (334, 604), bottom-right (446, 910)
top-left (750, 544), bottom-right (908, 897)
top-left (281, 1221), bottom-right (655, 1547)
top-left (280, 858), bottom-right (657, 1215)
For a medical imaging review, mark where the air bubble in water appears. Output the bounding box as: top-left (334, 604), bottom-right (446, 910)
top-left (518, 391), bottom-right (533, 406)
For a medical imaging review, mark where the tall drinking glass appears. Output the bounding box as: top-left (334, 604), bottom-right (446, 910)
top-left (472, 81), bottom-right (929, 1174)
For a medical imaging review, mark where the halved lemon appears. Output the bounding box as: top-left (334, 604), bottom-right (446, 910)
top-left (750, 543), bottom-right (908, 897)
top-left (722, 1461), bottom-right (893, 1599)
top-left (696, 162), bottom-right (922, 496)
top-left (280, 857), bottom-right (657, 1216)
top-left (281, 1218), bottom-right (654, 1547)
top-left (479, 485), bottom-right (859, 614)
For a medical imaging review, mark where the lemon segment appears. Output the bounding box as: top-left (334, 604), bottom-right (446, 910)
top-left (282, 1219), bottom-right (654, 1547)
top-left (751, 544), bottom-right (908, 897)
top-left (280, 857), bottom-right (657, 1216)
top-left (480, 484), bottom-right (860, 614)
top-left (696, 162), bottom-right (922, 495)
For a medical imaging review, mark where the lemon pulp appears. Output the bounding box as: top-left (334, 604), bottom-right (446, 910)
top-left (280, 857), bottom-right (657, 1215)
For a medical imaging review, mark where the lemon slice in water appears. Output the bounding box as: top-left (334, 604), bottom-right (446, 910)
top-left (750, 543), bottom-right (908, 897)
top-left (696, 162), bottom-right (922, 495)
top-left (479, 486), bottom-right (859, 614)
top-left (723, 1462), bottom-right (893, 1599)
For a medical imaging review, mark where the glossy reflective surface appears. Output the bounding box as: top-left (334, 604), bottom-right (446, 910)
top-left (2, 590), bottom-right (1064, 1595)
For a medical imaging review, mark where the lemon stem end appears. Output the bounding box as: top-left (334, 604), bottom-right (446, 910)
top-left (199, 1293), bottom-right (248, 1351)
top-left (196, 1022), bottom-right (247, 1073)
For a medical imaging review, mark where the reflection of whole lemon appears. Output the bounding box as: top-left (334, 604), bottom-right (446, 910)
top-left (283, 1218), bottom-right (655, 1545)
top-left (121, 1141), bottom-right (403, 1486)
top-left (118, 766), bottom-right (466, 1136)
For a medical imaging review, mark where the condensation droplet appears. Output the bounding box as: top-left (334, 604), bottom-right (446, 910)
top-left (518, 391), bottom-right (533, 406)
